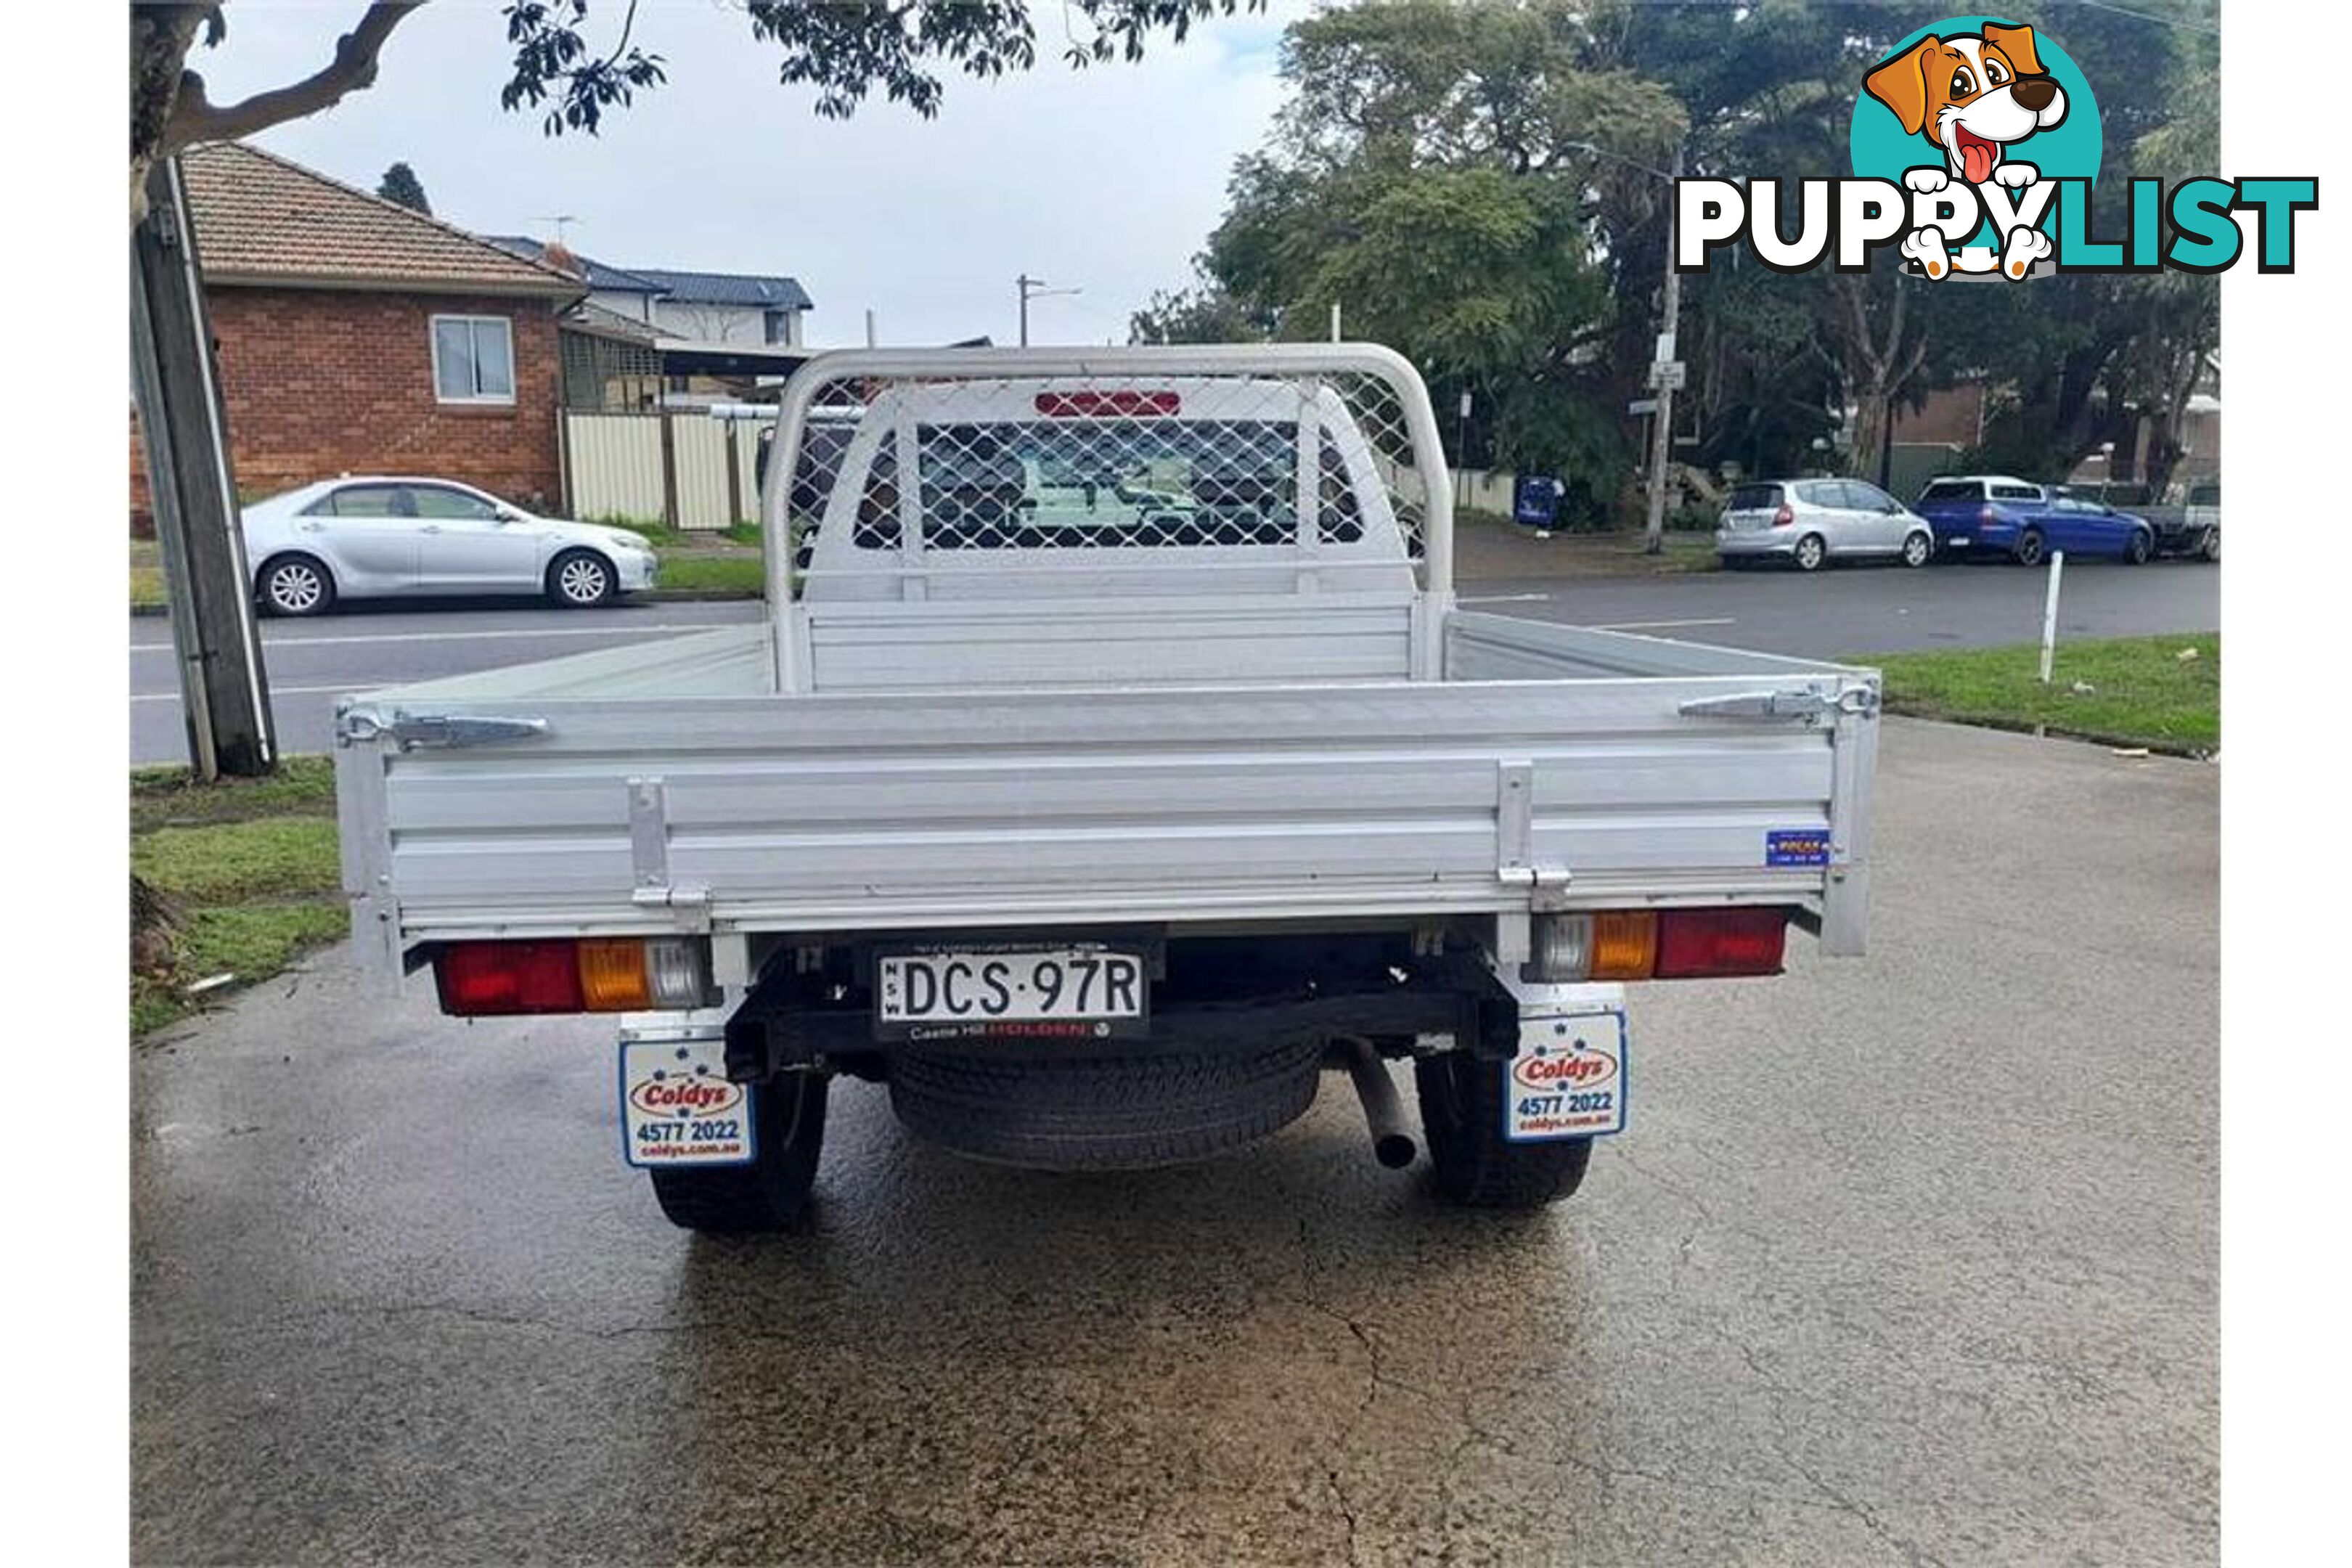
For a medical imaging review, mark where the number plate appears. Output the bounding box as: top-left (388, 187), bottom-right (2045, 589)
top-left (619, 1037), bottom-right (754, 1169)
top-left (1505, 1006), bottom-right (1628, 1141)
top-left (876, 944), bottom-right (1148, 1042)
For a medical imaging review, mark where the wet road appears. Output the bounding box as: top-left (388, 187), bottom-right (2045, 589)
top-left (131, 718), bottom-right (2217, 1564)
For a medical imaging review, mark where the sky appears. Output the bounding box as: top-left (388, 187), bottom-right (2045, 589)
top-left (197, 1), bottom-right (1302, 346)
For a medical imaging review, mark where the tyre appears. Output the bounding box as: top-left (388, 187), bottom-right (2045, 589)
top-left (650, 1071), bottom-right (828, 1234)
top-left (1414, 1053), bottom-right (1592, 1209)
top-left (889, 1041), bottom-right (1323, 1171)
top-left (256, 552), bottom-right (335, 617)
top-left (1900, 530), bottom-right (1933, 568)
top-left (2199, 527), bottom-right (2219, 562)
top-left (547, 548), bottom-right (616, 608)
top-left (2013, 528), bottom-right (2046, 567)
top-left (1792, 533), bottom-right (1828, 572)
top-left (2124, 528), bottom-right (2152, 565)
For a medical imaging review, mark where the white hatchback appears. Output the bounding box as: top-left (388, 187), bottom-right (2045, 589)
top-left (240, 477), bottom-right (660, 616)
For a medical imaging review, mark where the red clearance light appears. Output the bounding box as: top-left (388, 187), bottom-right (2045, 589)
top-left (1654, 908), bottom-right (1789, 979)
top-left (437, 939), bottom-right (584, 1015)
top-left (1034, 389), bottom-right (1181, 418)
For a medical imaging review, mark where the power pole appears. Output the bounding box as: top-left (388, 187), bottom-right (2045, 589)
top-left (1016, 274), bottom-right (1079, 346)
top-left (131, 155), bottom-right (274, 777)
top-left (1643, 142), bottom-right (1687, 555)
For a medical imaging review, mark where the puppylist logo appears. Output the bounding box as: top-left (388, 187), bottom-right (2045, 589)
top-left (1678, 15), bottom-right (2315, 280)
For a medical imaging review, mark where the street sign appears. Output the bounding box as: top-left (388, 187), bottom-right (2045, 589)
top-left (1647, 360), bottom-right (1687, 391)
top-left (1627, 398), bottom-right (1658, 416)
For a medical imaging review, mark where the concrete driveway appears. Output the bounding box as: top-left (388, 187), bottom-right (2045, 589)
top-left (132, 717), bottom-right (2217, 1565)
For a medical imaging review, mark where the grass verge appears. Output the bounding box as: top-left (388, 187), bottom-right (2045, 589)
top-left (131, 539), bottom-right (164, 608)
top-left (657, 554), bottom-right (767, 594)
top-left (1862, 634), bottom-right (2218, 754)
top-left (132, 755), bottom-right (343, 1037)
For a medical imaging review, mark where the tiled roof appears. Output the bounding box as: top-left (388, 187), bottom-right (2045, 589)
top-left (563, 298), bottom-right (663, 344)
top-left (623, 267), bottom-right (814, 312)
top-left (179, 142), bottom-right (583, 296)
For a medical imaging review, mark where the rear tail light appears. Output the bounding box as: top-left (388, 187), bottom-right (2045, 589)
top-left (1591, 912), bottom-right (1660, 979)
top-left (1527, 912), bottom-right (1594, 981)
top-left (1526, 908), bottom-right (1784, 981)
top-left (1773, 504), bottom-right (1794, 527)
top-left (436, 938), bottom-right (714, 1016)
top-left (1979, 504), bottom-right (1996, 526)
top-left (1654, 908), bottom-right (1789, 978)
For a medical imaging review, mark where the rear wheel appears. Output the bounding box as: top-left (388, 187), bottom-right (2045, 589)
top-left (1415, 1053), bottom-right (1592, 1209)
top-left (1792, 533), bottom-right (1828, 572)
top-left (2125, 528), bottom-right (2152, 565)
top-left (650, 1071), bottom-right (829, 1234)
top-left (2199, 527), bottom-right (2219, 562)
top-left (1900, 531), bottom-right (1933, 568)
top-left (2013, 528), bottom-right (2046, 567)
top-left (889, 1042), bottom-right (1323, 1171)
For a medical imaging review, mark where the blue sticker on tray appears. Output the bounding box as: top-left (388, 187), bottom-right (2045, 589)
top-left (1765, 830), bottom-right (1829, 867)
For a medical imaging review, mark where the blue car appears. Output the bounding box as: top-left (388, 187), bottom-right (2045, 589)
top-left (1913, 475), bottom-right (2156, 566)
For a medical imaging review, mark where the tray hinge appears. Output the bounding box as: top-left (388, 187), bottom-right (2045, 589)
top-left (628, 777), bottom-right (711, 931)
top-left (1496, 760), bottom-right (1571, 912)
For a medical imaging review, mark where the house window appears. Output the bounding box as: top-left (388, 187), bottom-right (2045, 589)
top-left (431, 314), bottom-right (516, 404)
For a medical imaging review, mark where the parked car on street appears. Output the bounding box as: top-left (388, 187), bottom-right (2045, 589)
top-left (2170, 478), bottom-right (2221, 560)
top-left (1715, 478), bottom-right (1935, 571)
top-left (240, 478), bottom-right (659, 616)
top-left (1913, 475), bottom-right (2156, 565)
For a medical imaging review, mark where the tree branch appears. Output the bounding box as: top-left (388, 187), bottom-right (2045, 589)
top-left (164, 1), bottom-right (427, 154)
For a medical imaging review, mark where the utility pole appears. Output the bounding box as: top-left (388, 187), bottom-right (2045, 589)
top-left (131, 155), bottom-right (274, 777)
top-left (1016, 273), bottom-right (1080, 346)
top-left (1643, 142), bottom-right (1686, 555)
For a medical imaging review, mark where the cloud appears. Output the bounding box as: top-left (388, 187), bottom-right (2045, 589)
top-left (202, 1), bottom-right (1292, 346)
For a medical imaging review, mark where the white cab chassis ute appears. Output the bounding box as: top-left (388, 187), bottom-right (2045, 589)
top-left (335, 346), bottom-right (1879, 1233)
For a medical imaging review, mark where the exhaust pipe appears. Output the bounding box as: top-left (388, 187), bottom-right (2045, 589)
top-left (1342, 1037), bottom-right (1418, 1169)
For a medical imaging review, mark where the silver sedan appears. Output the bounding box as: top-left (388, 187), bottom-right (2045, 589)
top-left (240, 477), bottom-right (660, 616)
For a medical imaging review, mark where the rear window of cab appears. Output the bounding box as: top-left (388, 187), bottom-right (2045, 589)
top-left (1919, 480), bottom-right (1982, 502)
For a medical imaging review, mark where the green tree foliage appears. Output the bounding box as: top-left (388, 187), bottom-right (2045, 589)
top-left (1157, 0), bottom-right (2223, 516)
top-left (375, 160), bottom-right (430, 213)
top-left (133, 3), bottom-right (1260, 219)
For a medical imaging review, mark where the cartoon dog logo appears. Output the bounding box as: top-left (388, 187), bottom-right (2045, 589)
top-left (1864, 21), bottom-right (2068, 279)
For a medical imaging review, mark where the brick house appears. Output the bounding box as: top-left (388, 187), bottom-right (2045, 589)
top-left (131, 142), bottom-right (584, 528)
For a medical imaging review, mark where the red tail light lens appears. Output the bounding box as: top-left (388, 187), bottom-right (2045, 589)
top-left (1773, 504), bottom-right (1794, 527)
top-left (1654, 909), bottom-right (1789, 978)
top-left (437, 939), bottom-right (583, 1014)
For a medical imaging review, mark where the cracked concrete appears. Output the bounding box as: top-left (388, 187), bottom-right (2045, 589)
top-left (133, 719), bottom-right (2216, 1564)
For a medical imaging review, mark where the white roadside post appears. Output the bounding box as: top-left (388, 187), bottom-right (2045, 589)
top-left (2038, 551), bottom-right (2067, 683)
